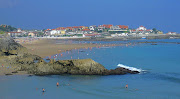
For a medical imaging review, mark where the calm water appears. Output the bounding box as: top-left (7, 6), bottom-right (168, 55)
top-left (0, 39), bottom-right (180, 99)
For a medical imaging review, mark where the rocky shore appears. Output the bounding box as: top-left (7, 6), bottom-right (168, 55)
top-left (0, 34), bottom-right (139, 76)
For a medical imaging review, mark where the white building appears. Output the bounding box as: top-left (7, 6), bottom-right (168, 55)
top-left (17, 28), bottom-right (22, 32)
top-left (98, 25), bottom-right (105, 31)
top-left (7, 32), bottom-right (23, 37)
top-left (137, 26), bottom-right (147, 31)
top-left (110, 26), bottom-right (121, 30)
top-left (167, 32), bottom-right (177, 35)
top-left (50, 29), bottom-right (61, 35)
top-left (89, 26), bottom-right (95, 31)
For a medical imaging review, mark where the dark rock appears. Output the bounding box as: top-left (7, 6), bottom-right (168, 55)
top-left (5, 73), bottom-right (13, 75)
top-left (106, 67), bottom-right (140, 75)
top-left (12, 71), bottom-right (18, 73)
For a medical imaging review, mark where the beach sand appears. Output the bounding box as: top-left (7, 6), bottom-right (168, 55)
top-left (19, 38), bottom-right (101, 58)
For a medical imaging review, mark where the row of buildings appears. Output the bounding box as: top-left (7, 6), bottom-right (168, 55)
top-left (7, 28), bottom-right (41, 37)
top-left (43, 25), bottom-right (164, 37)
top-left (6, 24), bottom-right (177, 38)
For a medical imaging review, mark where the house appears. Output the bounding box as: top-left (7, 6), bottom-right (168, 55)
top-left (136, 26), bottom-right (153, 34)
top-left (157, 31), bottom-right (163, 34)
top-left (110, 26), bottom-right (121, 30)
top-left (61, 30), bottom-right (66, 35)
top-left (44, 29), bottom-right (51, 35)
top-left (7, 32), bottom-right (23, 37)
top-left (17, 28), bottom-right (22, 32)
top-left (66, 27), bottom-right (73, 31)
top-left (97, 25), bottom-right (105, 31)
top-left (146, 29), bottom-right (153, 33)
top-left (82, 29), bottom-right (90, 33)
top-left (56, 27), bottom-right (66, 30)
top-left (50, 29), bottom-right (61, 35)
top-left (102, 24), bottom-right (113, 29)
top-left (109, 26), bottom-right (128, 34)
top-left (89, 26), bottom-right (95, 31)
top-left (138, 30), bottom-right (144, 34)
top-left (167, 32), bottom-right (176, 35)
top-left (130, 29), bottom-right (137, 33)
top-left (28, 32), bottom-right (37, 37)
top-left (49, 29), bottom-right (67, 36)
top-left (117, 25), bottom-right (129, 29)
top-left (137, 26), bottom-right (147, 31)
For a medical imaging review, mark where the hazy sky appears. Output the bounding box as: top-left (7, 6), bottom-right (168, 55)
top-left (0, 0), bottom-right (180, 32)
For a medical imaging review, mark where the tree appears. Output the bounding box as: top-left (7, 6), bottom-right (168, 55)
top-left (152, 28), bottom-right (157, 34)
top-left (37, 32), bottom-right (44, 37)
top-left (0, 25), bottom-right (17, 32)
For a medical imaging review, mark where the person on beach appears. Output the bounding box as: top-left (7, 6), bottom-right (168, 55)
top-left (42, 88), bottom-right (45, 92)
top-left (125, 84), bottom-right (128, 89)
top-left (56, 82), bottom-right (59, 86)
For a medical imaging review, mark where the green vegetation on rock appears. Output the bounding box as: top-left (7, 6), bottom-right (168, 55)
top-left (0, 25), bottom-right (17, 32)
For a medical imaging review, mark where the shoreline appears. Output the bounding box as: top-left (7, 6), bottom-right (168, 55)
top-left (17, 37), bottom-right (180, 58)
top-left (14, 34), bottom-right (180, 41)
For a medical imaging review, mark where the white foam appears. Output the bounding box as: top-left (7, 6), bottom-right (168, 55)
top-left (117, 64), bottom-right (144, 73)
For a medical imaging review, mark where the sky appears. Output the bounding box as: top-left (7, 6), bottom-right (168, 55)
top-left (0, 0), bottom-right (180, 33)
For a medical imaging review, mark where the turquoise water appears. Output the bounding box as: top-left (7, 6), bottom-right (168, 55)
top-left (0, 39), bottom-right (180, 99)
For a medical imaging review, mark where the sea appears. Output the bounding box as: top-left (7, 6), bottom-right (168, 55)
top-left (0, 39), bottom-right (180, 99)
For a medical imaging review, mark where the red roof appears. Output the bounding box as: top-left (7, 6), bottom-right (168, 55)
top-left (103, 24), bottom-right (113, 28)
top-left (146, 29), bottom-right (152, 31)
top-left (73, 26), bottom-right (79, 28)
top-left (82, 29), bottom-right (90, 31)
top-left (56, 27), bottom-right (65, 30)
top-left (117, 25), bottom-right (129, 29)
top-left (131, 29), bottom-right (136, 31)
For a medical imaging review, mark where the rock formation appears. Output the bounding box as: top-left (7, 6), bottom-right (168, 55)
top-left (0, 34), bottom-right (140, 76)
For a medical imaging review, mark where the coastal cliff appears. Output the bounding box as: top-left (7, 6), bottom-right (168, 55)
top-left (0, 35), bottom-right (139, 76)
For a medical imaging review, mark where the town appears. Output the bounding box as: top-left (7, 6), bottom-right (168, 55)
top-left (1, 24), bottom-right (179, 39)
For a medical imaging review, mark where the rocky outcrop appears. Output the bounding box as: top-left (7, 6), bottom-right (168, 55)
top-left (12, 58), bottom-right (139, 76)
top-left (28, 59), bottom-right (108, 75)
top-left (0, 35), bottom-right (140, 76)
top-left (0, 34), bottom-right (27, 56)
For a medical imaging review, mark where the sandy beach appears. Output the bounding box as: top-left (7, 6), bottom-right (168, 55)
top-left (18, 38), bottom-right (102, 58)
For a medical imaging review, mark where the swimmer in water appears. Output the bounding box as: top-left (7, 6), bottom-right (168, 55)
top-left (56, 82), bottom-right (59, 86)
top-left (42, 88), bottom-right (45, 92)
top-left (125, 84), bottom-right (128, 89)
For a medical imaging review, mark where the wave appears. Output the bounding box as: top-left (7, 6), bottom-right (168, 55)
top-left (117, 64), bottom-right (146, 73)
